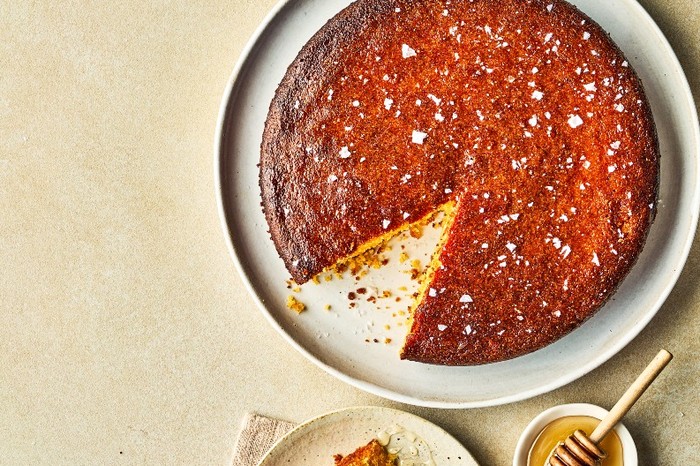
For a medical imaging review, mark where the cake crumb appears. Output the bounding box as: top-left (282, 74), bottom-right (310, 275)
top-left (286, 296), bottom-right (306, 314)
top-left (410, 270), bottom-right (420, 280)
top-left (409, 224), bottom-right (424, 238)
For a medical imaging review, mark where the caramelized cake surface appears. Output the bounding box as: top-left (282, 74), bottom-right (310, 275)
top-left (260, 0), bottom-right (658, 365)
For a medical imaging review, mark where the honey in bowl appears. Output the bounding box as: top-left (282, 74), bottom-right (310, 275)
top-left (527, 416), bottom-right (624, 466)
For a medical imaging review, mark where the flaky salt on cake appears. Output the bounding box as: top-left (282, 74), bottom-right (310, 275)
top-left (259, 0), bottom-right (658, 365)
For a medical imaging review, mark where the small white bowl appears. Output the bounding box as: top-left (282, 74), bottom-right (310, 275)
top-left (513, 403), bottom-right (637, 466)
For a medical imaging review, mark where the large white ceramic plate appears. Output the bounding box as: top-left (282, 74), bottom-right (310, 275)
top-left (215, 0), bottom-right (700, 407)
top-left (258, 406), bottom-right (477, 465)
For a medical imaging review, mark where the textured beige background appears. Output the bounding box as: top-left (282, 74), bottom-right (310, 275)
top-left (0, 1), bottom-right (698, 464)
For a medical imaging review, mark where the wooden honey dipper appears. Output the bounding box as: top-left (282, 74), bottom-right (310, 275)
top-left (546, 349), bottom-right (673, 466)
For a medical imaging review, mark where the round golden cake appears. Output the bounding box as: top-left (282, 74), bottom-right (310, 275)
top-left (260, 0), bottom-right (658, 365)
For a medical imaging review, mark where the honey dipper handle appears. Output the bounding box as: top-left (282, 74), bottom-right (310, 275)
top-left (590, 349), bottom-right (673, 444)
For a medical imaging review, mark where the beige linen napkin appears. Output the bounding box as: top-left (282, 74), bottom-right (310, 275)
top-left (232, 413), bottom-right (295, 466)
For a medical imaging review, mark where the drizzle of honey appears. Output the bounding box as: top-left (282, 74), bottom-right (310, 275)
top-left (527, 416), bottom-right (624, 466)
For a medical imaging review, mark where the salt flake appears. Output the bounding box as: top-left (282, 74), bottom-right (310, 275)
top-left (402, 44), bottom-right (417, 58)
top-left (568, 114), bottom-right (584, 128)
top-left (412, 130), bottom-right (428, 144)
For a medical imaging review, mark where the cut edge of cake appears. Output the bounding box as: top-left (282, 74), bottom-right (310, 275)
top-left (316, 201), bottom-right (456, 284)
top-left (399, 200), bottom-right (460, 355)
top-left (299, 199), bottom-right (461, 361)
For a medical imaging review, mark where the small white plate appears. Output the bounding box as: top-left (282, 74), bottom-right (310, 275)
top-left (215, 0), bottom-right (700, 407)
top-left (258, 406), bottom-right (478, 465)
top-left (513, 403), bottom-right (637, 466)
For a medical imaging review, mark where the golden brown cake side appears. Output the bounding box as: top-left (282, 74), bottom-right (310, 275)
top-left (334, 439), bottom-right (397, 466)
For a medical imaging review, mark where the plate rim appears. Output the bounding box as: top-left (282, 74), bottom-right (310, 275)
top-left (214, 0), bottom-right (700, 408)
top-left (256, 405), bottom-right (479, 466)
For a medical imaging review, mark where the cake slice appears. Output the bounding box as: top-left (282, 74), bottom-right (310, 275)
top-left (334, 439), bottom-right (397, 466)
